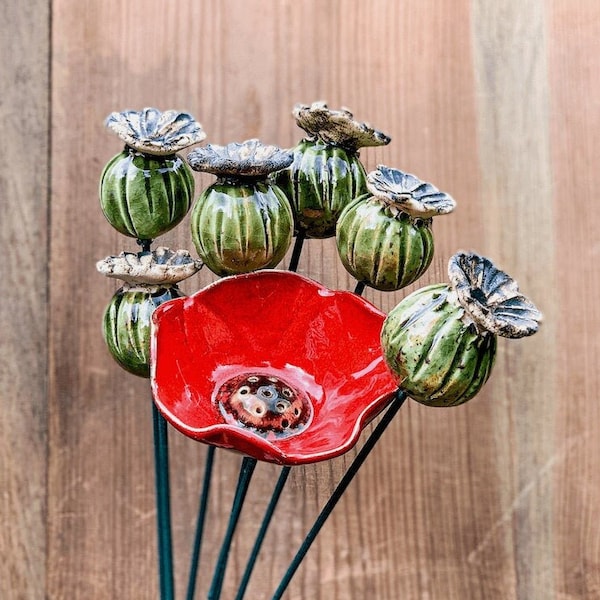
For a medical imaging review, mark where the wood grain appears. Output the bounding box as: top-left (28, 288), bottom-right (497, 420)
top-left (471, 2), bottom-right (556, 598)
top-left (549, 2), bottom-right (600, 598)
top-left (0, 3), bottom-right (49, 599)
top-left (1, 0), bottom-right (599, 598)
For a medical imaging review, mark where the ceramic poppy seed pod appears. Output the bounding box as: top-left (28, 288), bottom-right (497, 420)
top-left (276, 102), bottom-right (391, 238)
top-left (188, 139), bottom-right (294, 276)
top-left (336, 165), bottom-right (456, 291)
top-left (98, 247), bottom-right (202, 377)
top-left (100, 108), bottom-right (205, 242)
top-left (381, 251), bottom-right (542, 406)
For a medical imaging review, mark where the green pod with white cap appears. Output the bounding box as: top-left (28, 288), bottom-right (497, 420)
top-left (276, 102), bottom-right (390, 238)
top-left (188, 139), bottom-right (294, 276)
top-left (381, 252), bottom-right (542, 406)
top-left (336, 165), bottom-right (455, 291)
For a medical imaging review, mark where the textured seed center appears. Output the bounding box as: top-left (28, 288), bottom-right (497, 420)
top-left (216, 373), bottom-right (312, 436)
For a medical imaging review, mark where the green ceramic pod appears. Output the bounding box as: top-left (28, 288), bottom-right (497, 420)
top-left (336, 165), bottom-right (455, 291)
top-left (276, 102), bottom-right (390, 238)
top-left (100, 108), bottom-right (205, 241)
top-left (97, 247), bottom-right (202, 377)
top-left (103, 284), bottom-right (185, 377)
top-left (100, 149), bottom-right (195, 240)
top-left (381, 251), bottom-right (542, 406)
top-left (336, 196), bottom-right (434, 291)
top-left (188, 139), bottom-right (294, 276)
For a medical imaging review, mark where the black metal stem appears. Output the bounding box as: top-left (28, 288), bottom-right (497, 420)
top-left (207, 457), bottom-right (258, 600)
top-left (137, 238), bottom-right (153, 253)
top-left (288, 231), bottom-right (306, 273)
top-left (353, 280), bottom-right (366, 296)
top-left (271, 390), bottom-right (407, 600)
top-left (234, 466), bottom-right (292, 600)
top-left (185, 445), bottom-right (217, 600)
top-left (152, 403), bottom-right (175, 600)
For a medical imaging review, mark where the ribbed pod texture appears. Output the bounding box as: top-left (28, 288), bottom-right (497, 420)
top-left (276, 140), bottom-right (368, 238)
top-left (381, 284), bottom-right (497, 406)
top-left (190, 180), bottom-right (293, 276)
top-left (336, 197), bottom-right (434, 291)
top-left (100, 149), bottom-right (195, 240)
top-left (102, 286), bottom-right (184, 378)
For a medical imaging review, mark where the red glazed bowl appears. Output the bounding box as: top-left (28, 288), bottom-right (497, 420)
top-left (150, 270), bottom-right (398, 465)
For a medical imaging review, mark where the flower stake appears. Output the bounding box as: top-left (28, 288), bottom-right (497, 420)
top-left (98, 107), bottom-right (206, 600)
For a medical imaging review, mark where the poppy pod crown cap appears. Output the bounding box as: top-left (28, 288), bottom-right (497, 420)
top-left (187, 139), bottom-right (293, 178)
top-left (105, 107), bottom-right (206, 155)
top-left (448, 251), bottom-right (542, 338)
top-left (96, 247), bottom-right (202, 287)
top-left (366, 165), bottom-right (456, 218)
top-left (293, 101), bottom-right (391, 153)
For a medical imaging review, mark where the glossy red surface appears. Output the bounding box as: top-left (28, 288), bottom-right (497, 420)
top-left (150, 270), bottom-right (398, 465)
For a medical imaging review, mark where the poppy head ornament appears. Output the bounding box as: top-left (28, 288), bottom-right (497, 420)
top-left (381, 251), bottom-right (542, 406)
top-left (150, 270), bottom-right (399, 465)
top-left (100, 108), bottom-right (205, 242)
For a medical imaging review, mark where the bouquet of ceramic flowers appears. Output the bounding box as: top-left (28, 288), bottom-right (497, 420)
top-left (97, 104), bottom-right (541, 599)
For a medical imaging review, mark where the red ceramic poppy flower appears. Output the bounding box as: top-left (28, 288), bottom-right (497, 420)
top-left (150, 270), bottom-right (398, 465)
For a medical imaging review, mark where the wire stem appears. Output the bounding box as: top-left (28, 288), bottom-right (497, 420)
top-left (288, 231), bottom-right (306, 273)
top-left (185, 445), bottom-right (217, 600)
top-left (353, 280), bottom-right (366, 296)
top-left (152, 403), bottom-right (175, 600)
top-left (137, 238), bottom-right (153, 252)
top-left (234, 466), bottom-right (292, 600)
top-left (271, 390), bottom-right (407, 600)
top-left (207, 457), bottom-right (257, 600)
